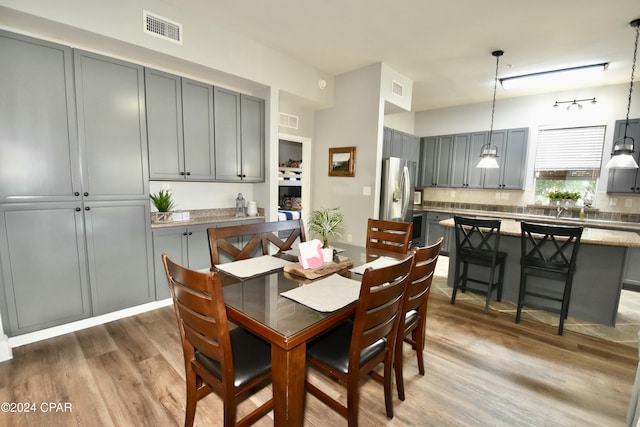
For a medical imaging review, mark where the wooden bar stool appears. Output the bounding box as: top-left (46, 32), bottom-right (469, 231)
top-left (516, 221), bottom-right (583, 335)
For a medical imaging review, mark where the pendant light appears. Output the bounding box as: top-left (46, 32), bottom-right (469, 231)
top-left (477, 50), bottom-right (504, 169)
top-left (605, 19), bottom-right (640, 170)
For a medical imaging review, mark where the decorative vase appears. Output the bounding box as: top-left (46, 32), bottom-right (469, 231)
top-left (247, 201), bottom-right (258, 216)
top-left (152, 211), bottom-right (172, 223)
top-left (321, 247), bottom-right (334, 263)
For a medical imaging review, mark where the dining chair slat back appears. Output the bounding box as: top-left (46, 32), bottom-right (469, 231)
top-left (208, 219), bottom-right (306, 266)
top-left (366, 218), bottom-right (413, 254)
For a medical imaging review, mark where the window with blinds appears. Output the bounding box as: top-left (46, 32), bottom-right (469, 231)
top-left (535, 126), bottom-right (606, 178)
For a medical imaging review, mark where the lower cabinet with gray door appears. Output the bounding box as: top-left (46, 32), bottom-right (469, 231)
top-left (425, 211), bottom-right (452, 255)
top-left (152, 218), bottom-right (265, 300)
top-left (0, 200), bottom-right (154, 336)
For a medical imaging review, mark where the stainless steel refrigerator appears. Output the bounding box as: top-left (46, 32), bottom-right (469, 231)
top-left (380, 157), bottom-right (416, 222)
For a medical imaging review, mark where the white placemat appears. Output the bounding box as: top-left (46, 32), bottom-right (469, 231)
top-left (280, 274), bottom-right (362, 312)
top-left (215, 255), bottom-right (295, 279)
top-left (349, 256), bottom-right (403, 275)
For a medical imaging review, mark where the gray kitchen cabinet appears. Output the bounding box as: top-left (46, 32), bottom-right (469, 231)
top-left (239, 94), bottom-right (265, 182)
top-left (0, 201), bottom-right (153, 333)
top-left (622, 248), bottom-right (640, 291)
top-left (152, 223), bottom-right (216, 300)
top-left (424, 127), bottom-right (528, 190)
top-left (0, 31), bottom-right (80, 203)
top-left (419, 136), bottom-right (452, 187)
top-left (214, 88), bottom-right (265, 182)
top-left (383, 127), bottom-right (421, 161)
top-left (74, 50), bottom-right (148, 200)
top-left (0, 35), bottom-right (153, 336)
top-left (182, 78), bottom-right (216, 180)
top-left (145, 68), bottom-right (184, 180)
top-left (0, 203), bottom-right (92, 335)
top-left (607, 119), bottom-right (640, 193)
top-left (450, 133), bottom-right (485, 189)
top-left (146, 69), bottom-right (216, 181)
top-left (483, 128), bottom-right (528, 190)
top-left (84, 201), bottom-right (154, 315)
top-left (425, 211), bottom-right (452, 255)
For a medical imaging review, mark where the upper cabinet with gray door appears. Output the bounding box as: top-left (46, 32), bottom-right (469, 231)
top-left (450, 133), bottom-right (485, 189)
top-left (483, 128), bottom-right (528, 189)
top-left (146, 69), bottom-right (216, 181)
top-left (0, 31), bottom-right (80, 203)
top-left (74, 50), bottom-right (148, 199)
top-left (214, 88), bottom-right (265, 182)
top-left (419, 135), bottom-right (452, 187)
top-left (607, 119), bottom-right (640, 193)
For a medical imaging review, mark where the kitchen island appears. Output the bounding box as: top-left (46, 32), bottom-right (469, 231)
top-left (440, 217), bottom-right (640, 326)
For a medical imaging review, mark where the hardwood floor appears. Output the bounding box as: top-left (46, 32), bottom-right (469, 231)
top-left (0, 290), bottom-right (636, 426)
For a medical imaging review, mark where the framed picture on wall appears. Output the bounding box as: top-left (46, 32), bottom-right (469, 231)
top-left (328, 146), bottom-right (356, 177)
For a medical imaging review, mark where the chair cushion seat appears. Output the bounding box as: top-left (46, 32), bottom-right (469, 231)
top-left (307, 320), bottom-right (386, 375)
top-left (195, 327), bottom-right (271, 388)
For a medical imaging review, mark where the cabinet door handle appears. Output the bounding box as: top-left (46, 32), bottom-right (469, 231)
top-left (186, 172), bottom-right (191, 176)
top-left (75, 207), bottom-right (81, 212)
top-left (188, 232), bottom-right (192, 235)
top-left (85, 207), bottom-right (90, 211)
top-left (183, 232), bottom-right (188, 236)
top-left (180, 172), bottom-right (185, 176)
top-left (74, 192), bottom-right (80, 196)
top-left (84, 192), bottom-right (89, 197)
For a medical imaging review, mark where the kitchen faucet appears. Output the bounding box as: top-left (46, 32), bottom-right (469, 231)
top-left (556, 206), bottom-right (566, 218)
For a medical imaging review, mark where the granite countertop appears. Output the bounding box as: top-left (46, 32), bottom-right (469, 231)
top-left (151, 208), bottom-right (265, 229)
top-left (438, 217), bottom-right (640, 248)
top-left (416, 206), bottom-right (640, 232)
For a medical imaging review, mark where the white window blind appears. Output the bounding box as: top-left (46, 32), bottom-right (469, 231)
top-left (535, 126), bottom-right (606, 171)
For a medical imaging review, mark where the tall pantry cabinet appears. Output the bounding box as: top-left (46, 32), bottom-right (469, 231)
top-left (0, 31), bottom-right (154, 336)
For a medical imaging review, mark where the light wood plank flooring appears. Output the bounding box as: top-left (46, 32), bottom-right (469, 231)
top-left (0, 273), bottom-right (637, 426)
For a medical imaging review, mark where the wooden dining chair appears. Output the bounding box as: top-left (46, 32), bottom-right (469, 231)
top-left (305, 254), bottom-right (415, 427)
top-left (366, 218), bottom-right (413, 254)
top-left (394, 236), bottom-right (443, 401)
top-left (162, 253), bottom-right (273, 427)
top-left (208, 218), bottom-right (306, 265)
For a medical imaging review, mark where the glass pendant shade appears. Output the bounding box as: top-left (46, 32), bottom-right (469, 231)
top-left (605, 137), bottom-right (639, 169)
top-left (477, 144), bottom-right (500, 168)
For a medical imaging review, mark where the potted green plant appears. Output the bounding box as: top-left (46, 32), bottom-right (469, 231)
top-left (150, 189), bottom-right (175, 222)
top-left (308, 207), bottom-right (344, 259)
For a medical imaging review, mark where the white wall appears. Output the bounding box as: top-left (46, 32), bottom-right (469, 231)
top-left (312, 64), bottom-right (384, 246)
top-left (415, 83), bottom-right (640, 212)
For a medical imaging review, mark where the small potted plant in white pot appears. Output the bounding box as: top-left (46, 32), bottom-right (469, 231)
top-left (150, 189), bottom-right (175, 223)
top-left (308, 206), bottom-right (344, 261)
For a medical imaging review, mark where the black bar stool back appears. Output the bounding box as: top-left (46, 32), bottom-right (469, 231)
top-left (451, 216), bottom-right (508, 313)
top-left (516, 221), bottom-right (583, 335)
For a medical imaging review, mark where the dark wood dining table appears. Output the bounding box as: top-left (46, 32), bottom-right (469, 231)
top-left (217, 243), bottom-right (406, 426)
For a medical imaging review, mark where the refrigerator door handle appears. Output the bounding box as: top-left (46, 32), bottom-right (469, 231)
top-left (400, 165), bottom-right (411, 219)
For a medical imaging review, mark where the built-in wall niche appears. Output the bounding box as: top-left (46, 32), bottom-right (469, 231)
top-left (278, 139), bottom-right (303, 211)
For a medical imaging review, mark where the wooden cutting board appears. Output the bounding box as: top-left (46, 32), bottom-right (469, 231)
top-left (283, 256), bottom-right (354, 280)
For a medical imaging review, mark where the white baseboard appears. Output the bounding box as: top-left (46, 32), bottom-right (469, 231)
top-left (6, 299), bottom-right (173, 350)
top-left (0, 334), bottom-right (12, 362)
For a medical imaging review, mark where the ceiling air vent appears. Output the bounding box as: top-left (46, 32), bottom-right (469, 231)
top-left (144, 11), bottom-right (182, 44)
top-left (279, 113), bottom-right (299, 129)
top-left (391, 80), bottom-right (404, 97)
